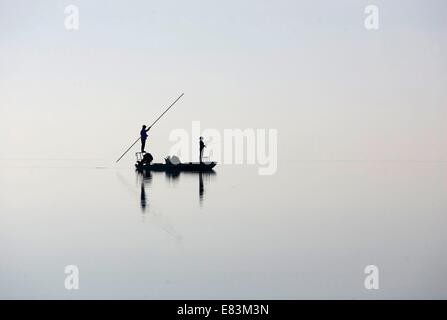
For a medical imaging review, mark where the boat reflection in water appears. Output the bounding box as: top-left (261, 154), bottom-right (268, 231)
top-left (135, 169), bottom-right (203, 245)
top-left (137, 169), bottom-right (216, 211)
top-left (139, 170), bottom-right (152, 212)
top-left (199, 172), bottom-right (204, 203)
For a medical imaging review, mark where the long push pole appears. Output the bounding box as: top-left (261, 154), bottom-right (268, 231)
top-left (115, 93), bottom-right (184, 163)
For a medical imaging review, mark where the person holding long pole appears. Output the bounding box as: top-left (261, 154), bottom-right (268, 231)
top-left (115, 93), bottom-right (184, 163)
top-left (199, 136), bottom-right (206, 163)
top-left (140, 125), bottom-right (150, 153)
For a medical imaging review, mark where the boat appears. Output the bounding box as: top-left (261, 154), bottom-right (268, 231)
top-left (135, 161), bottom-right (217, 172)
top-left (135, 153), bottom-right (216, 172)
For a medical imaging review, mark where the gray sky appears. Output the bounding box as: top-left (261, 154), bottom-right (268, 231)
top-left (1, 0), bottom-right (446, 162)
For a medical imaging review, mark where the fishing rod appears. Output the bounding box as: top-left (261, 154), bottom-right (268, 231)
top-left (115, 93), bottom-right (185, 163)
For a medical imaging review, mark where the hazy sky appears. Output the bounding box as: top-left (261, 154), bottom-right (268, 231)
top-left (1, 0), bottom-right (446, 163)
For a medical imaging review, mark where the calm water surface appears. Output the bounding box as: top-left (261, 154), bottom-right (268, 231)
top-left (0, 159), bottom-right (446, 299)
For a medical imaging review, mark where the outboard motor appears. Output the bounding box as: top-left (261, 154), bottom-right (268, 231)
top-left (141, 153), bottom-right (153, 165)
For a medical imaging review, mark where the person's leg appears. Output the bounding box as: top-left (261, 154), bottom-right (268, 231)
top-left (141, 139), bottom-right (146, 153)
top-left (200, 148), bottom-right (203, 163)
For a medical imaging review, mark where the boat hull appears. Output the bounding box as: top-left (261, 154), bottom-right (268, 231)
top-left (135, 162), bottom-right (217, 172)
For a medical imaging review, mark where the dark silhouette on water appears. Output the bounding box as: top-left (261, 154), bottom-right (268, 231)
top-left (135, 157), bottom-right (216, 172)
top-left (199, 172), bottom-right (204, 203)
top-left (140, 125), bottom-right (151, 153)
top-left (199, 137), bottom-right (206, 163)
top-left (140, 183), bottom-right (147, 211)
top-left (140, 170), bottom-right (152, 212)
top-left (136, 169), bottom-right (216, 205)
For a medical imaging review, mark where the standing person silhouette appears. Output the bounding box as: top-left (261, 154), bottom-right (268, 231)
top-left (140, 125), bottom-right (151, 153)
top-left (199, 137), bottom-right (206, 163)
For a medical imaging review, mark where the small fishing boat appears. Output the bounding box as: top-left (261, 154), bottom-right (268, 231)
top-left (135, 154), bottom-right (216, 172)
top-left (135, 161), bottom-right (217, 172)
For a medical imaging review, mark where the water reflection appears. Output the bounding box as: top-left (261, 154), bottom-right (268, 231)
top-left (198, 171), bottom-right (217, 205)
top-left (138, 169), bottom-right (216, 209)
top-left (199, 172), bottom-right (204, 203)
top-left (139, 170), bottom-right (152, 212)
top-left (129, 170), bottom-right (185, 244)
